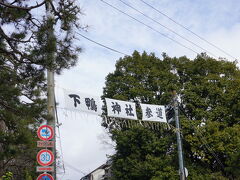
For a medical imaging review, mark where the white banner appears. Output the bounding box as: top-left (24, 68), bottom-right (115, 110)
top-left (64, 90), bottom-right (102, 115)
top-left (105, 98), bottom-right (137, 120)
top-left (141, 103), bottom-right (167, 122)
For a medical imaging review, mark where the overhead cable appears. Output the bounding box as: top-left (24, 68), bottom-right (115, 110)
top-left (76, 32), bottom-right (129, 56)
top-left (64, 161), bottom-right (87, 176)
top-left (100, 0), bottom-right (201, 56)
top-left (139, 0), bottom-right (237, 60)
top-left (54, 92), bottom-right (66, 175)
top-left (179, 106), bottom-right (225, 170)
top-left (117, 0), bottom-right (218, 59)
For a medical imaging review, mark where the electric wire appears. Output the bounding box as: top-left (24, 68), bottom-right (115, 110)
top-left (139, 0), bottom-right (237, 60)
top-left (76, 32), bottom-right (129, 56)
top-left (101, 0), bottom-right (201, 56)
top-left (54, 93), bottom-right (86, 179)
top-left (117, 0), bottom-right (218, 59)
top-left (54, 92), bottom-right (66, 175)
top-left (181, 115), bottom-right (225, 169)
top-left (64, 161), bottom-right (87, 176)
top-left (179, 106), bottom-right (225, 170)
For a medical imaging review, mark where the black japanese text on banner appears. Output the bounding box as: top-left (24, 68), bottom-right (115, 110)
top-left (64, 90), bottom-right (102, 115)
top-left (105, 98), bottom-right (137, 120)
top-left (141, 103), bottom-right (167, 122)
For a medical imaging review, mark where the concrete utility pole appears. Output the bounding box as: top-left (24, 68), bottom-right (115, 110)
top-left (47, 70), bottom-right (56, 179)
top-left (46, 1), bottom-right (57, 179)
top-left (173, 91), bottom-right (186, 180)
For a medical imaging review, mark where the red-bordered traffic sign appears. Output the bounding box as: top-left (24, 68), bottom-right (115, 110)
top-left (37, 173), bottom-right (54, 180)
top-left (37, 149), bottom-right (54, 166)
top-left (37, 125), bottom-right (54, 141)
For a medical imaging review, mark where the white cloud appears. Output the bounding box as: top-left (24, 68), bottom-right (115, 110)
top-left (206, 23), bottom-right (240, 60)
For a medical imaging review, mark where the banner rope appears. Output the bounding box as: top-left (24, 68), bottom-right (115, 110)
top-left (102, 115), bottom-right (176, 132)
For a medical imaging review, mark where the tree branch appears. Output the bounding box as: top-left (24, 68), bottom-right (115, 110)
top-left (0, 0), bottom-right (46, 11)
top-left (0, 27), bottom-right (37, 64)
top-left (0, 100), bottom-right (20, 115)
top-left (0, 47), bottom-right (20, 64)
top-left (0, 27), bottom-right (23, 55)
top-left (49, 1), bottom-right (61, 19)
top-left (27, 11), bottom-right (41, 28)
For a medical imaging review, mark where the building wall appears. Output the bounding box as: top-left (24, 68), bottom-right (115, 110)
top-left (91, 169), bottom-right (105, 180)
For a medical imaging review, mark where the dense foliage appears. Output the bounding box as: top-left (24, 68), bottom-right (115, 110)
top-left (0, 0), bottom-right (83, 179)
top-left (102, 51), bottom-right (240, 179)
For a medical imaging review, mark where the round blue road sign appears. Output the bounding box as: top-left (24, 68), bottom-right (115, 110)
top-left (37, 173), bottom-right (54, 180)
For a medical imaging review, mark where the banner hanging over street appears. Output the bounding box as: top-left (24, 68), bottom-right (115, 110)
top-left (64, 89), bottom-right (102, 115)
top-left (63, 89), bottom-right (167, 122)
top-left (105, 98), bottom-right (137, 120)
top-left (140, 103), bottom-right (167, 122)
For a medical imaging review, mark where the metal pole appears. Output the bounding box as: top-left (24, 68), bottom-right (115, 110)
top-left (173, 91), bottom-right (185, 180)
top-left (46, 2), bottom-right (56, 179)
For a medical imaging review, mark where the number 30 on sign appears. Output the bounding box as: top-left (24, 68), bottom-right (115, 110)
top-left (37, 149), bottom-right (54, 166)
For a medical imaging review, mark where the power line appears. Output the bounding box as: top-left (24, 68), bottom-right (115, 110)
top-left (179, 106), bottom-right (225, 170)
top-left (54, 93), bottom-right (66, 175)
top-left (139, 0), bottom-right (237, 60)
top-left (117, 0), bottom-right (218, 59)
top-left (64, 161), bottom-right (87, 176)
top-left (54, 95), bottom-right (86, 179)
top-left (100, 0), bottom-right (201, 56)
top-left (76, 32), bottom-right (129, 56)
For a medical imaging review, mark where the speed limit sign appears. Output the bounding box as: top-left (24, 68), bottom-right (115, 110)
top-left (37, 149), bottom-right (54, 166)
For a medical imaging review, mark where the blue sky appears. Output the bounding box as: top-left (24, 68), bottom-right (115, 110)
top-left (56, 0), bottom-right (240, 179)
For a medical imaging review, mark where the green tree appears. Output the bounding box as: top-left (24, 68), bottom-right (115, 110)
top-left (102, 51), bottom-right (240, 179)
top-left (0, 0), bottom-right (84, 179)
top-left (1, 172), bottom-right (13, 180)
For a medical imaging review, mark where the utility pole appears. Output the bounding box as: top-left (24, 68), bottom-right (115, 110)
top-left (173, 90), bottom-right (186, 180)
top-left (47, 70), bottom-right (56, 179)
top-left (46, 1), bottom-right (57, 179)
